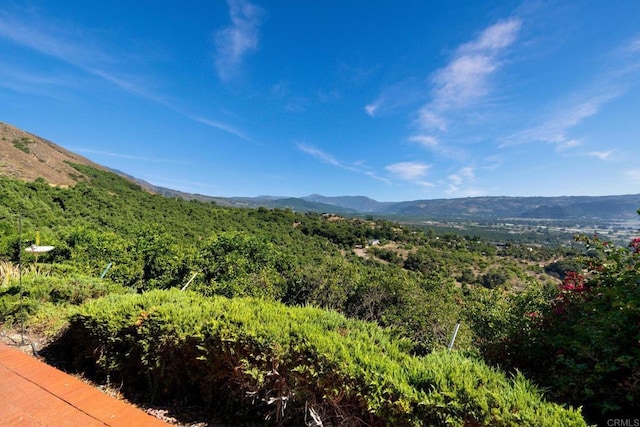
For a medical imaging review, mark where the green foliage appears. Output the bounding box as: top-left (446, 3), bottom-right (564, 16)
top-left (457, 268), bottom-right (475, 284)
top-left (193, 231), bottom-right (292, 299)
top-left (493, 232), bottom-right (640, 424)
top-left (0, 168), bottom-right (596, 423)
top-left (479, 268), bottom-right (509, 289)
top-left (404, 247), bottom-right (441, 274)
top-left (12, 137), bottom-right (34, 154)
top-left (0, 267), bottom-right (129, 333)
top-left (298, 214), bottom-right (406, 249)
top-left (368, 246), bottom-right (403, 265)
top-left (544, 259), bottom-right (583, 280)
top-left (0, 169), bottom-right (566, 354)
top-left (67, 289), bottom-right (585, 426)
top-left (463, 283), bottom-right (555, 363)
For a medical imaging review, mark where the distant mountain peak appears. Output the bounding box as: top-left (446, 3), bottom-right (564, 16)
top-left (302, 194), bottom-right (387, 212)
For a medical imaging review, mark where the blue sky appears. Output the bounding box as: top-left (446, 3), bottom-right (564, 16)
top-left (1, 1), bottom-right (639, 202)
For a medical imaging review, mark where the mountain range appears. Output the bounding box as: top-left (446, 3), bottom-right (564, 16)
top-left (222, 194), bottom-right (640, 221)
top-left (2, 121), bottom-right (639, 221)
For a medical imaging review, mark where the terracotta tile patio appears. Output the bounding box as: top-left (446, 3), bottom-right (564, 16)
top-left (0, 343), bottom-right (169, 426)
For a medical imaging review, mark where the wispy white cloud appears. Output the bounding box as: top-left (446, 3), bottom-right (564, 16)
top-left (445, 167), bottom-right (485, 196)
top-left (409, 135), bottom-right (439, 148)
top-left (416, 110), bottom-right (447, 132)
top-left (70, 148), bottom-right (191, 165)
top-left (364, 171), bottom-right (392, 185)
top-left (0, 10), bottom-right (111, 68)
top-left (556, 139), bottom-right (582, 152)
top-left (502, 34), bottom-right (640, 151)
top-left (298, 143), bottom-right (391, 184)
top-left (482, 155), bottom-right (503, 171)
top-left (447, 167), bottom-right (473, 193)
top-left (270, 81), bottom-right (316, 113)
top-left (188, 115), bottom-right (253, 142)
top-left (366, 18), bottom-right (520, 123)
top-left (0, 8), bottom-right (252, 142)
top-left (364, 79), bottom-right (424, 117)
top-left (449, 167), bottom-right (474, 184)
top-left (430, 54), bottom-right (496, 110)
top-left (214, 0), bottom-right (263, 82)
top-left (385, 162), bottom-right (434, 188)
top-left (622, 169), bottom-right (640, 183)
top-left (450, 187), bottom-right (486, 197)
top-left (0, 9), bottom-right (154, 98)
top-left (89, 68), bottom-right (166, 102)
top-left (502, 92), bottom-right (620, 149)
top-left (624, 36), bottom-right (640, 53)
top-left (408, 134), bottom-right (467, 160)
top-left (298, 143), bottom-right (343, 168)
top-left (587, 150), bottom-right (614, 161)
top-left (364, 102), bottom-right (380, 117)
top-left (0, 63), bottom-right (73, 100)
top-left (418, 18), bottom-right (521, 130)
top-left (378, 17), bottom-right (523, 184)
top-left (386, 162), bottom-right (429, 181)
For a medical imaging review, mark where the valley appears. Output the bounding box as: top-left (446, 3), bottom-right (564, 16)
top-left (0, 122), bottom-right (638, 425)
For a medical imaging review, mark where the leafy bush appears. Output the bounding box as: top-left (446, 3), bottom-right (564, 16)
top-left (496, 231), bottom-right (640, 423)
top-left (543, 259), bottom-right (583, 280)
top-left (0, 270), bottom-right (128, 330)
top-left (479, 269), bottom-right (509, 289)
top-left (463, 282), bottom-right (555, 365)
top-left (193, 231), bottom-right (292, 299)
top-left (67, 289), bottom-right (585, 426)
top-left (368, 247), bottom-right (403, 265)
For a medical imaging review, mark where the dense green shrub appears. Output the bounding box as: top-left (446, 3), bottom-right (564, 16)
top-left (543, 259), bottom-right (583, 280)
top-left (0, 269), bottom-right (129, 330)
top-left (495, 232), bottom-right (640, 423)
top-left (368, 247), bottom-right (403, 265)
top-left (479, 269), bottom-right (509, 289)
top-left (462, 282), bottom-right (555, 363)
top-left (67, 289), bottom-right (585, 426)
top-left (193, 231), bottom-right (292, 299)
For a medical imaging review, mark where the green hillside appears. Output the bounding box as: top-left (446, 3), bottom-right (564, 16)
top-left (1, 164), bottom-right (638, 425)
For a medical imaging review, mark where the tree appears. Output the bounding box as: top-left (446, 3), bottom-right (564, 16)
top-left (480, 269), bottom-right (508, 289)
top-left (194, 232), bottom-right (291, 299)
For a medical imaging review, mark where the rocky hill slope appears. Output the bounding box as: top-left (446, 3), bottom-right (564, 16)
top-left (0, 122), bottom-right (109, 187)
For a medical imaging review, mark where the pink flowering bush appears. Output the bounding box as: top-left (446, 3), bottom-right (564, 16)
top-left (497, 216), bottom-right (640, 425)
